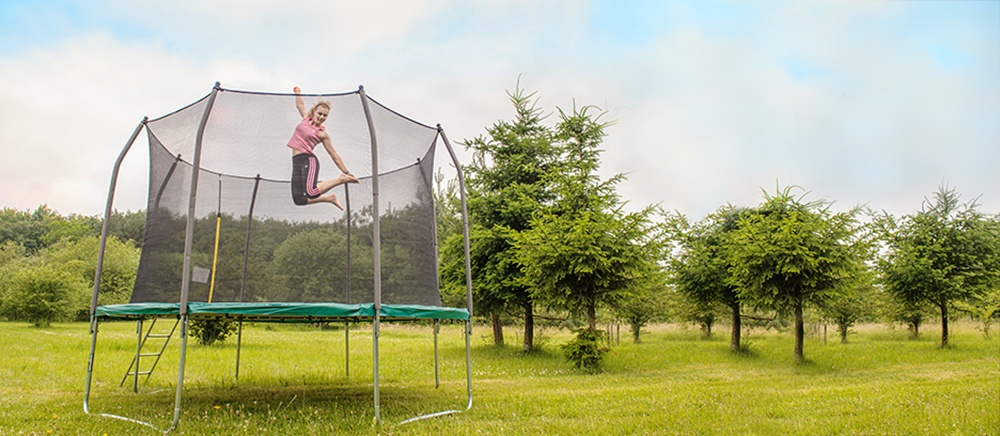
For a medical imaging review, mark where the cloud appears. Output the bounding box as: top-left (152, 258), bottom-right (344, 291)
top-left (0, 0), bottom-right (996, 222)
top-left (0, 31), bottom-right (282, 215)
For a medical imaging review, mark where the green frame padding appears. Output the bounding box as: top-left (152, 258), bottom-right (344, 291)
top-left (95, 302), bottom-right (470, 321)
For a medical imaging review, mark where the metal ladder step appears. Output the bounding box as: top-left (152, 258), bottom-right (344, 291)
top-left (120, 317), bottom-right (180, 391)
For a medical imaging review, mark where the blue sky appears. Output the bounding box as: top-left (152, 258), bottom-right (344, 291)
top-left (1, 0), bottom-right (998, 220)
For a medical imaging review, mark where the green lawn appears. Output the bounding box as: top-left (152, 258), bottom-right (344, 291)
top-left (0, 320), bottom-right (996, 435)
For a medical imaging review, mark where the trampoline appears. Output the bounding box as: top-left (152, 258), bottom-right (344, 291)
top-left (84, 83), bottom-right (474, 432)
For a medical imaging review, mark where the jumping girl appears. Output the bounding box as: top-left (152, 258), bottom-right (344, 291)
top-left (288, 86), bottom-right (359, 210)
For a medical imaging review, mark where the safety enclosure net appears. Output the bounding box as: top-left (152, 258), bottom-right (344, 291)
top-left (131, 87), bottom-right (442, 307)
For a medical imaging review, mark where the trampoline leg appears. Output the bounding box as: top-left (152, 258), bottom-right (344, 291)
top-left (235, 319), bottom-right (243, 382)
top-left (465, 319), bottom-right (473, 410)
top-left (84, 317), bottom-right (99, 414)
top-left (434, 320), bottom-right (440, 389)
top-left (373, 315), bottom-right (381, 425)
top-left (133, 319), bottom-right (142, 393)
top-left (169, 315), bottom-right (190, 432)
top-left (345, 321), bottom-right (350, 380)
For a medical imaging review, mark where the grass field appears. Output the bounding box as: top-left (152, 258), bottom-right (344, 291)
top-left (0, 319), bottom-right (996, 435)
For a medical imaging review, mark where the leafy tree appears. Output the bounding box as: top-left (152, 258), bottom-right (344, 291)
top-left (670, 206), bottom-right (747, 351)
top-left (819, 280), bottom-right (876, 343)
top-left (876, 185), bottom-right (1000, 347)
top-left (42, 236), bottom-right (139, 317)
top-left (613, 275), bottom-right (669, 343)
top-left (0, 240), bottom-right (26, 268)
top-left (108, 209), bottom-right (147, 247)
top-left (458, 81), bottom-right (558, 350)
top-left (953, 288), bottom-right (1000, 339)
top-left (519, 104), bottom-right (664, 331)
top-left (41, 214), bottom-right (100, 246)
top-left (727, 186), bottom-right (867, 362)
top-left (0, 205), bottom-right (60, 254)
top-left (434, 169), bottom-right (464, 252)
top-left (1, 263), bottom-right (87, 326)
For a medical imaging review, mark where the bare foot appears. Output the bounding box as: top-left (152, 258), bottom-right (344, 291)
top-left (329, 194), bottom-right (344, 211)
top-left (341, 173), bottom-right (360, 184)
top-left (312, 193), bottom-right (343, 210)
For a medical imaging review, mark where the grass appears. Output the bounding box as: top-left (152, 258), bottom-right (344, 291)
top-left (0, 320), bottom-right (997, 435)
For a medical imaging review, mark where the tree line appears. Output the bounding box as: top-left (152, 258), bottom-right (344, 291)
top-left (0, 207), bottom-right (144, 326)
top-left (434, 83), bottom-right (1000, 369)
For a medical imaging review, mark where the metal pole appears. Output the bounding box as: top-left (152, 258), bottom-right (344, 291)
top-left (91, 119), bottom-right (146, 315)
top-left (358, 85), bottom-right (382, 424)
top-left (438, 126), bottom-right (474, 410)
top-left (236, 319), bottom-right (243, 382)
top-left (134, 319), bottom-right (143, 393)
top-left (83, 317), bottom-right (99, 414)
top-left (85, 118), bottom-right (145, 415)
top-left (434, 319), bottom-right (440, 389)
top-left (236, 175), bottom-right (260, 381)
top-left (345, 321), bottom-right (350, 380)
top-left (400, 126), bottom-right (475, 426)
top-left (239, 176), bottom-right (262, 301)
top-left (153, 154), bottom-right (183, 211)
top-left (345, 185), bottom-right (352, 304)
top-left (171, 82), bottom-right (221, 432)
top-left (437, 126), bottom-right (473, 317)
top-left (208, 177), bottom-right (222, 303)
top-left (344, 186), bottom-right (351, 380)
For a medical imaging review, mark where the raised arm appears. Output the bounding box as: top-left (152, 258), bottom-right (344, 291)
top-left (293, 86), bottom-right (307, 118)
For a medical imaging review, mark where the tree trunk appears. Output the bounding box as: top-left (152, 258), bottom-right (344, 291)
top-left (523, 302), bottom-right (534, 352)
top-left (794, 302), bottom-right (805, 363)
top-left (587, 303), bottom-right (597, 330)
top-left (730, 303), bottom-right (741, 352)
top-left (491, 313), bottom-right (504, 346)
top-left (839, 324), bottom-right (848, 343)
top-left (940, 302), bottom-right (949, 348)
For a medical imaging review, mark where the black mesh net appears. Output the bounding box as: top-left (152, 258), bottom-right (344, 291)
top-left (130, 87), bottom-right (442, 306)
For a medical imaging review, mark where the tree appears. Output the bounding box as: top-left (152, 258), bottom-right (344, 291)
top-left (0, 240), bottom-right (26, 267)
top-left (108, 209), bottom-right (147, 247)
top-left (819, 280), bottom-right (876, 343)
top-left (613, 275), bottom-right (669, 343)
top-left (42, 236), bottom-right (139, 318)
top-left (953, 288), bottom-right (1000, 339)
top-left (877, 185), bottom-right (1000, 347)
top-left (671, 206), bottom-right (747, 351)
top-left (458, 81), bottom-right (558, 350)
top-left (727, 186), bottom-right (867, 362)
top-left (1, 263), bottom-right (87, 327)
top-left (0, 205), bottom-right (60, 254)
top-left (519, 104), bottom-right (664, 330)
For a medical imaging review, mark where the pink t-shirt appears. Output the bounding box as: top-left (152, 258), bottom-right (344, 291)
top-left (287, 117), bottom-right (325, 154)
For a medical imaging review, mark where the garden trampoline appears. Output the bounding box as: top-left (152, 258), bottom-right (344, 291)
top-left (84, 83), bottom-right (474, 432)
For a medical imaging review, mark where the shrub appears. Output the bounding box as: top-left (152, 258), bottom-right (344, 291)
top-left (561, 327), bottom-right (609, 373)
top-left (0, 265), bottom-right (86, 327)
top-left (188, 318), bottom-right (237, 345)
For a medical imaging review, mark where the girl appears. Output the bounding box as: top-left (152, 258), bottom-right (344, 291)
top-left (288, 86), bottom-right (359, 209)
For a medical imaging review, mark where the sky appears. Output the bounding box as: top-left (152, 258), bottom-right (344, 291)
top-left (1, 0), bottom-right (998, 221)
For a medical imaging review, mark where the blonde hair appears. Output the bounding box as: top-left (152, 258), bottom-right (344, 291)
top-left (308, 100), bottom-right (332, 119)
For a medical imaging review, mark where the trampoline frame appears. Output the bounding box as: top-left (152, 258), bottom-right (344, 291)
top-left (83, 83), bottom-right (475, 432)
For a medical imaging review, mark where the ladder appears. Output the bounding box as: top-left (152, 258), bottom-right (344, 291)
top-left (120, 317), bottom-right (179, 392)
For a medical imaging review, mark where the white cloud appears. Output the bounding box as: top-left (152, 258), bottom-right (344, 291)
top-left (0, 0), bottom-right (996, 222)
